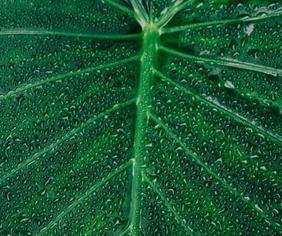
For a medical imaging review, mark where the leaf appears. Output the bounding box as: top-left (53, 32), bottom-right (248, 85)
top-left (0, 0), bottom-right (281, 235)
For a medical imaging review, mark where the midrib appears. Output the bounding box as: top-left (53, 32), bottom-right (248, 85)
top-left (129, 24), bottom-right (159, 235)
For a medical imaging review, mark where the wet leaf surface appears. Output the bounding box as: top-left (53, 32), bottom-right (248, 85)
top-left (0, 0), bottom-right (281, 235)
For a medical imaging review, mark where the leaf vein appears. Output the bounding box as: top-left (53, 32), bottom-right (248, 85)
top-left (0, 29), bottom-right (141, 39)
top-left (161, 9), bottom-right (282, 33)
top-left (0, 98), bottom-right (136, 186)
top-left (157, 0), bottom-right (194, 28)
top-left (0, 55), bottom-right (140, 101)
top-left (149, 112), bottom-right (281, 231)
top-left (160, 46), bottom-right (282, 77)
top-left (143, 174), bottom-right (196, 235)
top-left (154, 69), bottom-right (282, 145)
top-left (37, 160), bottom-right (132, 235)
top-left (103, 0), bottom-right (136, 18)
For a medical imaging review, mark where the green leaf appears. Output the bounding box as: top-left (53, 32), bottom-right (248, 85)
top-left (0, 0), bottom-right (281, 235)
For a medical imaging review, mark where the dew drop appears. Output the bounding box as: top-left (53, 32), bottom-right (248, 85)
top-left (224, 80), bottom-right (235, 89)
top-left (245, 24), bottom-right (254, 36)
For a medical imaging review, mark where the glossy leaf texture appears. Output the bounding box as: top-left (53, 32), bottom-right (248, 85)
top-left (0, 0), bottom-right (281, 235)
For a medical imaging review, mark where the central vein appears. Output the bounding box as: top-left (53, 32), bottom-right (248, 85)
top-left (129, 24), bottom-right (159, 235)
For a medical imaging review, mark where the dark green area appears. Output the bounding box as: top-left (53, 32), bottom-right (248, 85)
top-left (0, 0), bottom-right (281, 235)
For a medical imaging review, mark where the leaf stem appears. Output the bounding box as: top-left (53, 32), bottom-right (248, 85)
top-left (129, 23), bottom-right (159, 235)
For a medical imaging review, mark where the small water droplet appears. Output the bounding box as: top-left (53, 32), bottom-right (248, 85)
top-left (224, 80), bottom-right (235, 89)
top-left (245, 24), bottom-right (254, 36)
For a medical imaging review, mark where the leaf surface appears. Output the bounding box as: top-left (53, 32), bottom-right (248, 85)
top-left (0, 0), bottom-right (281, 235)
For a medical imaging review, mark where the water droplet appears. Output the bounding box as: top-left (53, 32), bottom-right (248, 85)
top-left (224, 80), bottom-right (235, 89)
top-left (245, 24), bottom-right (254, 36)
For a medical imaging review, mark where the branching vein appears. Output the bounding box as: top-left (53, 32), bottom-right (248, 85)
top-left (37, 160), bottom-right (132, 235)
top-left (0, 29), bottom-right (141, 39)
top-left (157, 0), bottom-right (194, 28)
top-left (149, 112), bottom-right (281, 231)
top-left (161, 9), bottom-right (282, 33)
top-left (103, 0), bottom-right (136, 18)
top-left (143, 174), bottom-right (196, 235)
top-left (154, 70), bottom-right (282, 145)
top-left (160, 46), bottom-right (282, 77)
top-left (130, 0), bottom-right (149, 26)
top-left (0, 98), bottom-right (136, 186)
top-left (0, 55), bottom-right (139, 101)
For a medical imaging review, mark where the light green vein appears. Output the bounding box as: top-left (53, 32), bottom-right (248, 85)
top-left (103, 0), bottom-right (136, 18)
top-left (0, 98), bottom-right (136, 186)
top-left (157, 0), bottom-right (194, 28)
top-left (161, 9), bottom-right (282, 33)
top-left (160, 46), bottom-right (282, 77)
top-left (149, 112), bottom-right (282, 231)
top-left (128, 24), bottom-right (159, 235)
top-left (37, 160), bottom-right (132, 235)
top-left (154, 69), bottom-right (282, 145)
top-left (143, 174), bottom-right (196, 235)
top-left (3, 83), bottom-right (124, 139)
top-left (0, 55), bottom-right (139, 101)
top-left (130, 0), bottom-right (149, 27)
top-left (0, 29), bottom-right (141, 39)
